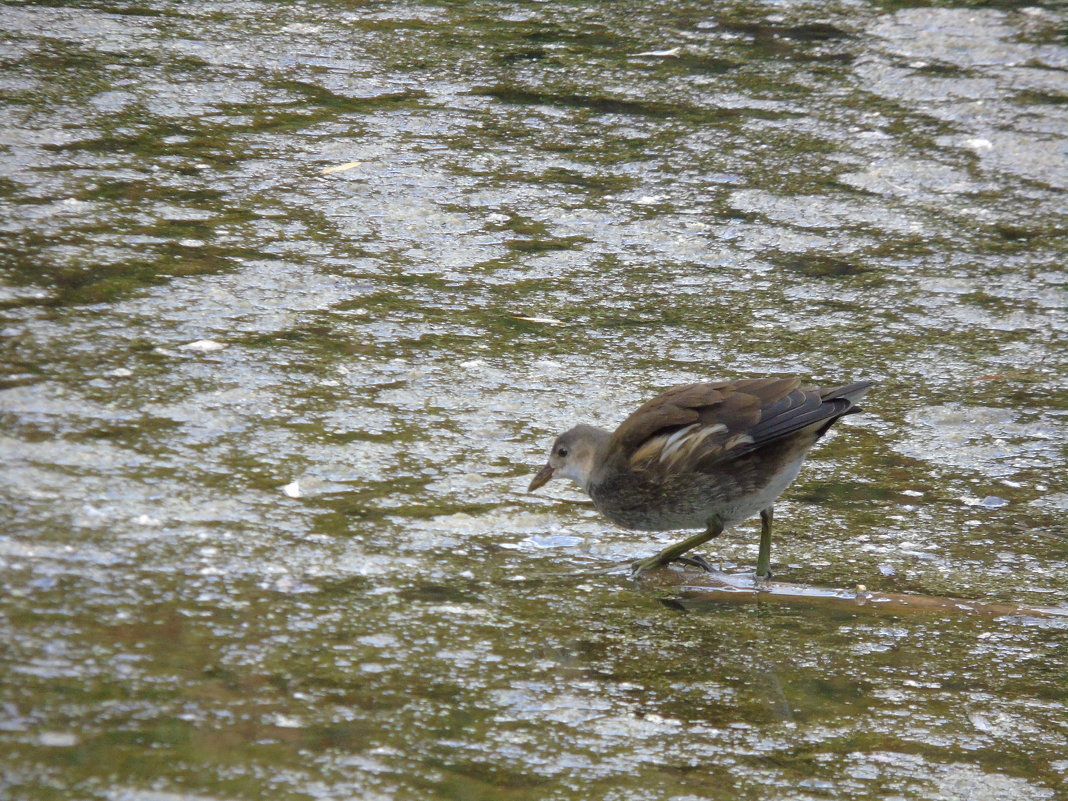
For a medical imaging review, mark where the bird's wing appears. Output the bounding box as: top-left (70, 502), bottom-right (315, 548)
top-left (611, 377), bottom-right (869, 474)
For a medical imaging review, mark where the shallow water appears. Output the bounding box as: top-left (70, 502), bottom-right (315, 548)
top-left (1, 1), bottom-right (1066, 799)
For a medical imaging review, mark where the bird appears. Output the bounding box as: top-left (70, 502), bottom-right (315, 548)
top-left (527, 376), bottom-right (874, 578)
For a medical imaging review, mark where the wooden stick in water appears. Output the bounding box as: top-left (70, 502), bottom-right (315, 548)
top-left (646, 568), bottom-right (1068, 619)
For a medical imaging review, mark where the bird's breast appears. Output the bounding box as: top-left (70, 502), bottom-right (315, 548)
top-left (587, 453), bottom-right (808, 532)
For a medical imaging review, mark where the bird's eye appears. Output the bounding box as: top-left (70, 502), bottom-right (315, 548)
top-left (557, 447), bottom-right (569, 458)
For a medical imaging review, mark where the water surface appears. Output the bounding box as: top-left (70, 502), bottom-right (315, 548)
top-left (1, 1), bottom-right (1066, 799)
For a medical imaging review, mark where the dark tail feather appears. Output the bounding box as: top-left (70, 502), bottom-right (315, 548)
top-left (812, 380), bottom-right (876, 436)
top-left (820, 380), bottom-right (876, 406)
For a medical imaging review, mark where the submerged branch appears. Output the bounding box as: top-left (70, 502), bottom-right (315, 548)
top-left (646, 568), bottom-right (1068, 619)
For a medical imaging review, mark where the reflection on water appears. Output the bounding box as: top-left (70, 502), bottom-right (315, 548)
top-left (1, 1), bottom-right (1066, 799)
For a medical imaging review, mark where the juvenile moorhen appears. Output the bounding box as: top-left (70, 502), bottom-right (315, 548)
top-left (528, 376), bottom-right (874, 578)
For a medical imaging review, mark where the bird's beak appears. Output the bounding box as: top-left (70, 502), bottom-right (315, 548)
top-left (528, 463), bottom-right (555, 492)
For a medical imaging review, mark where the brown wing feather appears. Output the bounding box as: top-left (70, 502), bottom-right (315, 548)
top-left (610, 383), bottom-right (724, 455)
top-left (611, 376), bottom-right (869, 476)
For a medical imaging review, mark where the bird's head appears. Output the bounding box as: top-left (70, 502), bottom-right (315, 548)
top-left (528, 424), bottom-right (610, 493)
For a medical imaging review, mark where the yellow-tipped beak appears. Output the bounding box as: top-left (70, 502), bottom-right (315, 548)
top-left (528, 464), bottom-right (554, 492)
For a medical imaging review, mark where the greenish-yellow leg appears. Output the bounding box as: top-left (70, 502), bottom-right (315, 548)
top-left (756, 506), bottom-right (773, 579)
top-left (631, 515), bottom-right (724, 578)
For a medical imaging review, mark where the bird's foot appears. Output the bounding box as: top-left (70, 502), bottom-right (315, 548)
top-left (629, 555), bottom-right (662, 579)
top-left (630, 553), bottom-right (714, 579)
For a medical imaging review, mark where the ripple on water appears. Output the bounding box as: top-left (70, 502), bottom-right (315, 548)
top-left (894, 404), bottom-right (1063, 478)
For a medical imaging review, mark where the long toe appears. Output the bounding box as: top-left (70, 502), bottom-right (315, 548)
top-left (630, 555), bottom-right (665, 579)
top-left (674, 554), bottom-right (715, 573)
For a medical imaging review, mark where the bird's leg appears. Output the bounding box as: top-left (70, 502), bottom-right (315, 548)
top-left (631, 515), bottom-right (724, 578)
top-left (756, 506), bottom-right (773, 580)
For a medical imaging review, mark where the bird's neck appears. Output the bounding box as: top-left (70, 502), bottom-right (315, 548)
top-left (580, 427), bottom-right (615, 491)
